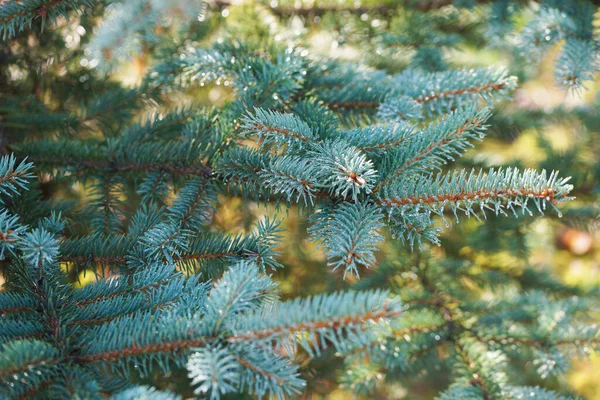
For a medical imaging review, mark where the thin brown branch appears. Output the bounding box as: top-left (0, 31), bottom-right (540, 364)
top-left (414, 82), bottom-right (510, 105)
top-left (230, 304), bottom-right (403, 342)
top-left (251, 122), bottom-right (311, 143)
top-left (0, 305), bottom-right (31, 315)
top-left (79, 338), bottom-right (207, 363)
top-left (74, 278), bottom-right (171, 308)
top-left (27, 157), bottom-right (212, 177)
top-left (60, 250), bottom-right (256, 266)
top-left (376, 186), bottom-right (559, 208)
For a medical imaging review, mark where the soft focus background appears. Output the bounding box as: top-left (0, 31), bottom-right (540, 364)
top-left (3, 0), bottom-right (600, 398)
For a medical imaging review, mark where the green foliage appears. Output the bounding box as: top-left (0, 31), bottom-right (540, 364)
top-left (310, 201), bottom-right (384, 277)
top-left (0, 0), bottom-right (94, 39)
top-left (0, 0), bottom-right (598, 399)
top-left (0, 163), bottom-right (401, 398)
top-left (515, 0), bottom-right (599, 90)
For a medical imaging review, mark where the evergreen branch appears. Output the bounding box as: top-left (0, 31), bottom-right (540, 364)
top-left (518, 7), bottom-right (580, 57)
top-left (233, 353), bottom-right (284, 385)
top-left (319, 85), bottom-right (390, 124)
top-left (27, 157), bottom-right (212, 177)
top-left (187, 345), bottom-right (239, 399)
top-left (187, 343), bottom-right (304, 399)
top-left (0, 340), bottom-right (61, 398)
top-left (314, 66), bottom-right (515, 118)
top-left (80, 336), bottom-right (208, 364)
top-left (0, 4), bottom-right (590, 397)
top-left (258, 156), bottom-right (318, 206)
top-left (473, 334), bottom-right (600, 349)
top-left (347, 322), bottom-right (450, 357)
top-left (291, 100), bottom-right (340, 140)
top-left (386, 209), bottom-right (441, 249)
top-left (0, 0), bottom-right (94, 39)
top-left (73, 279), bottom-right (169, 308)
top-left (60, 223), bottom-right (280, 272)
top-left (168, 177), bottom-right (216, 230)
top-left (16, 376), bottom-right (56, 400)
top-left (377, 168), bottom-right (573, 221)
top-left (171, 44), bottom-right (304, 109)
top-left (392, 67), bottom-right (517, 115)
top-left (138, 222), bottom-right (189, 265)
top-left (377, 96), bottom-right (423, 124)
top-left (0, 303), bottom-right (34, 316)
top-left (452, 340), bottom-right (495, 399)
top-left (14, 140), bottom-right (213, 179)
top-left (219, 145), bottom-right (379, 206)
top-left (241, 108), bottom-right (318, 149)
top-left (122, 107), bottom-right (218, 151)
top-left (437, 385), bottom-right (485, 400)
top-left (376, 107), bottom-right (490, 191)
top-left (413, 80), bottom-right (510, 105)
top-left (231, 304), bottom-right (401, 343)
top-left (443, 337), bottom-right (509, 400)
top-left (0, 319), bottom-right (45, 342)
top-left (232, 347), bottom-right (304, 399)
top-left (59, 234), bottom-right (138, 267)
top-left (230, 290), bottom-right (403, 356)
top-left (335, 123), bottom-right (414, 155)
top-left (0, 154), bottom-right (33, 196)
top-left (219, 148), bottom-right (319, 206)
top-left (393, 108), bottom-right (488, 173)
top-left (0, 340), bottom-right (59, 377)
top-left (101, 173), bottom-right (114, 235)
top-left (77, 312), bottom-right (209, 369)
top-left (555, 38), bottom-right (599, 90)
top-left (69, 275), bottom-right (195, 327)
top-left (406, 336), bottom-right (447, 361)
top-left (87, 173), bottom-right (124, 235)
top-left (311, 201), bottom-right (384, 277)
top-left (244, 309), bottom-right (398, 341)
top-left (326, 100), bottom-right (381, 111)
top-left (0, 210), bottom-right (28, 259)
top-left (308, 141), bottom-right (378, 201)
top-left (137, 172), bottom-right (170, 204)
top-left (60, 244), bottom-right (258, 267)
top-left (207, 262), bottom-right (277, 334)
top-left (306, 62), bottom-right (388, 90)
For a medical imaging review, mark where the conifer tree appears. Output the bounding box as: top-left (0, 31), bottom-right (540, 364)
top-left (0, 0), bottom-right (598, 399)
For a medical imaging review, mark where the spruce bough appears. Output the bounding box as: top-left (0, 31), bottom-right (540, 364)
top-left (0, 1), bottom-right (597, 399)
